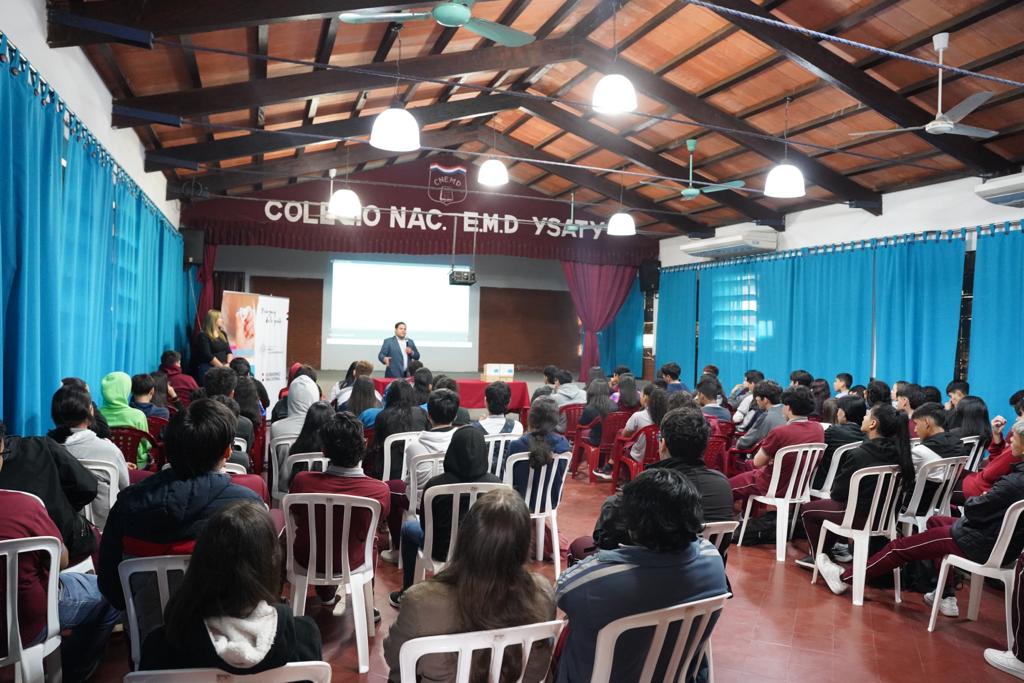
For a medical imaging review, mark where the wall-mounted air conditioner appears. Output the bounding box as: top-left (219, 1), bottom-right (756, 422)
top-left (679, 230), bottom-right (779, 260)
top-left (975, 171), bottom-right (1024, 208)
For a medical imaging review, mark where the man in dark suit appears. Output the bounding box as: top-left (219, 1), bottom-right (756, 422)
top-left (378, 321), bottom-right (420, 378)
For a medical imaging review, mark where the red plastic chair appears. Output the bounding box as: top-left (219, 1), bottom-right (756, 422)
top-left (146, 416), bottom-right (169, 470)
top-left (364, 426), bottom-right (376, 451)
top-left (109, 427), bottom-right (154, 468)
top-left (571, 410), bottom-right (632, 483)
top-left (560, 404), bottom-right (585, 447)
top-left (703, 434), bottom-right (730, 476)
top-left (147, 415), bottom-right (168, 440)
top-left (609, 423), bottom-right (661, 492)
top-left (250, 418), bottom-right (267, 474)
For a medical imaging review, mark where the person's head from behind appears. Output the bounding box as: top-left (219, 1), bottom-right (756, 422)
top-left (865, 380), bottom-right (891, 408)
top-left (484, 381), bottom-right (511, 417)
top-left (810, 378), bottom-right (830, 408)
top-left (427, 388), bottom-right (459, 427)
top-left (413, 367), bottom-right (434, 403)
top-left (433, 374), bottom-right (459, 394)
top-left (668, 390), bottom-right (699, 411)
top-left (780, 386), bottom-right (815, 419)
top-left (834, 372), bottom-right (853, 393)
top-left (528, 396), bottom-right (559, 437)
top-left (345, 376), bottom-right (379, 415)
top-left (228, 357), bottom-right (252, 378)
top-left (862, 402), bottom-right (914, 483)
top-left (891, 380), bottom-right (908, 401)
top-left (202, 309), bottom-right (225, 340)
top-left (850, 384), bottom-right (868, 400)
top-left (921, 385), bottom-right (942, 404)
top-left (820, 398), bottom-right (839, 425)
top-left (319, 411), bottom-right (366, 468)
top-left (895, 383), bottom-right (925, 414)
top-left (585, 379), bottom-right (615, 417)
top-left (659, 407), bottom-right (710, 465)
top-left (164, 501), bottom-right (280, 643)
top-left (587, 366), bottom-right (606, 384)
top-left (50, 385), bottom-right (94, 443)
top-left (743, 370), bottom-right (765, 391)
top-left (131, 373), bottom-right (156, 403)
top-left (912, 402), bottom-right (946, 440)
top-left (210, 394), bottom-right (240, 418)
top-left (702, 364), bottom-right (719, 378)
top-left (294, 401), bottom-right (335, 450)
top-left (616, 373), bottom-right (641, 409)
top-left (294, 364), bottom-right (319, 385)
top-left (753, 380), bottom-right (783, 409)
top-left (645, 386), bottom-right (670, 426)
top-left (531, 384), bottom-right (554, 401)
top-left (946, 380), bottom-right (970, 407)
top-left (161, 350), bottom-right (183, 370)
top-left (622, 469), bottom-right (703, 551)
top-left (948, 395), bottom-right (992, 443)
top-left (542, 365), bottom-right (559, 385)
top-left (611, 365), bottom-right (631, 386)
top-left (554, 369), bottom-right (573, 388)
top-left (384, 379), bottom-right (416, 410)
top-left (406, 359), bottom-right (423, 375)
top-left (695, 377), bottom-right (719, 407)
top-left (835, 395), bottom-right (867, 426)
top-left (394, 321), bottom-right (407, 339)
top-left (789, 370), bottom-right (813, 388)
top-left (165, 399), bottom-right (236, 478)
top-left (659, 362), bottom-right (681, 383)
top-left (204, 367), bottom-right (238, 398)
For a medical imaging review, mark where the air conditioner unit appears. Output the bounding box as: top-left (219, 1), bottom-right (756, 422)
top-left (679, 230), bottom-right (779, 260)
top-left (975, 171), bottom-right (1024, 208)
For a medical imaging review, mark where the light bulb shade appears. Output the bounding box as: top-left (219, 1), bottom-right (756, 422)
top-left (477, 158), bottom-right (509, 187)
top-left (369, 107), bottom-right (420, 152)
top-left (592, 73), bottom-right (637, 114)
top-left (607, 212), bottom-right (636, 236)
top-left (764, 163), bottom-right (805, 198)
top-left (328, 188), bottom-right (362, 220)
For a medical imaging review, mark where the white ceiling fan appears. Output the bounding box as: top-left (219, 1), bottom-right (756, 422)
top-left (339, 1), bottom-right (535, 47)
top-left (849, 32), bottom-right (996, 139)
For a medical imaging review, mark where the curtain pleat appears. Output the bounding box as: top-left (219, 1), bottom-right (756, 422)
top-left (597, 276), bottom-right (644, 377)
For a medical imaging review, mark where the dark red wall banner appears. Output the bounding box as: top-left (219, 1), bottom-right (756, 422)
top-left (182, 156), bottom-right (658, 265)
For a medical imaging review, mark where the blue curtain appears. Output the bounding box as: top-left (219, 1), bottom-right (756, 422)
top-left (969, 227), bottom-right (1023, 413)
top-left (875, 235), bottom-right (965, 386)
top-left (656, 269), bottom-right (698, 387)
top-left (597, 275), bottom-right (643, 376)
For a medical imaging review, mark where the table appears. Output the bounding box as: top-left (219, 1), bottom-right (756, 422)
top-left (372, 377), bottom-right (531, 410)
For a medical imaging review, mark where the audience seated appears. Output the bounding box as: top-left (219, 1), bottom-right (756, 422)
top-left (159, 350), bottom-right (199, 406)
top-left (922, 385), bottom-right (943, 404)
top-left (98, 399), bottom-right (262, 610)
top-left (271, 365), bottom-right (320, 423)
top-left (577, 379), bottom-right (617, 448)
top-left (151, 372), bottom-right (184, 416)
top-left (280, 400), bottom-right (335, 488)
top-left (101, 370), bottom-right (152, 466)
top-left (412, 367), bottom-right (434, 406)
top-left (650, 407), bottom-right (733, 522)
top-left (432, 375), bottom-right (472, 426)
top-left (659, 362), bottom-right (690, 393)
top-left (384, 488), bottom-right (555, 682)
top-left (866, 380), bottom-right (891, 409)
top-left (404, 389), bottom-right (462, 491)
top-left (810, 395), bottom-right (866, 490)
top-left (810, 378), bottom-right (831, 418)
top-left (130, 373), bottom-right (170, 420)
top-left (697, 377), bottom-right (731, 422)
top-left (556, 469), bottom-right (728, 682)
top-left (205, 368), bottom-right (255, 449)
top-left (209, 395), bottom-right (255, 472)
top-left (542, 365), bottom-right (559, 387)
top-left (0, 453), bottom-right (120, 682)
top-left (506, 398), bottom-right (570, 507)
top-left (49, 384), bottom-right (130, 528)
top-left (531, 384), bottom-right (555, 402)
top-left (734, 380), bottom-right (785, 451)
top-left (797, 404), bottom-right (915, 569)
top-left (819, 398), bottom-right (839, 425)
top-left (392, 427), bottom-right (501, 607)
top-left (371, 381), bottom-right (429, 481)
top-left (140, 501), bottom-right (322, 673)
top-left (729, 369), bottom-right (764, 427)
top-left (963, 416), bottom-right (1024, 500)
top-left (667, 390), bottom-right (700, 412)
top-left (895, 383), bottom-right (926, 437)
top-left (729, 385), bottom-right (824, 507)
top-left (550, 369), bottom-right (585, 409)
top-left (614, 373), bottom-right (641, 412)
top-left (472, 381), bottom-right (524, 437)
top-left (270, 374), bottom-right (322, 479)
top-left (230, 357), bottom-right (271, 409)
top-left (834, 372), bottom-right (853, 398)
top-left (608, 365), bottom-right (630, 401)
top-left (62, 377), bottom-right (112, 439)
top-left (342, 376), bottom-right (384, 427)
top-left (946, 380), bottom-right (970, 410)
top-left (947, 395), bottom-right (993, 447)
top-left (599, 385), bottom-right (668, 480)
top-left (289, 412), bottom-right (391, 606)
top-left (789, 370), bottom-right (813, 388)
top-left (911, 402), bottom-right (967, 473)
top-left (329, 360), bottom-right (379, 407)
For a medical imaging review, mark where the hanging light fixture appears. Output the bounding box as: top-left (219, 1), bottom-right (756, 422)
top-left (592, 2), bottom-right (636, 115)
top-left (478, 158), bottom-right (509, 187)
top-left (764, 97), bottom-right (805, 198)
top-left (607, 171), bottom-right (636, 236)
top-left (369, 31), bottom-right (420, 152)
top-left (327, 167), bottom-right (362, 220)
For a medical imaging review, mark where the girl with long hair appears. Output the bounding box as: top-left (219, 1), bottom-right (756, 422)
top-left (506, 397), bottom-right (571, 508)
top-left (615, 373), bottom-right (642, 411)
top-left (193, 309), bottom-right (233, 382)
top-left (597, 385), bottom-right (668, 479)
top-left (577, 379), bottom-right (617, 448)
top-left (412, 367), bottom-right (434, 406)
top-left (372, 380), bottom-right (429, 481)
top-left (810, 378), bottom-right (831, 418)
top-left (384, 489), bottom-right (556, 682)
top-left (342, 376), bottom-right (382, 419)
top-left (289, 401), bottom-right (336, 456)
top-left (141, 501), bottom-right (321, 673)
top-left (947, 395), bottom-right (993, 445)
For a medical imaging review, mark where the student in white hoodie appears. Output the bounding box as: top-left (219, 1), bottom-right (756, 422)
top-left (48, 384), bottom-right (130, 529)
top-left (268, 375), bottom-right (321, 494)
top-left (404, 389), bottom-right (462, 493)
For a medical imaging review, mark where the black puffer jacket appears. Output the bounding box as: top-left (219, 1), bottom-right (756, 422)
top-left (951, 462), bottom-right (1024, 564)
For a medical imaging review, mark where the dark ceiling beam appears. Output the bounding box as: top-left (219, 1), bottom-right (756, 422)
top-left (146, 93), bottom-right (521, 168)
top-left (167, 126), bottom-right (481, 198)
top-left (46, 0), bottom-right (423, 47)
top-left (489, 133), bottom-right (710, 236)
top-left (289, 17), bottom-right (341, 183)
top-left (701, 0), bottom-right (1013, 175)
top-left (522, 100), bottom-right (782, 225)
top-left (113, 38), bottom-right (578, 121)
top-left (251, 25), bottom-right (270, 189)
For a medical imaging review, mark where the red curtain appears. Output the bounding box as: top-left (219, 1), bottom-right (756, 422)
top-left (561, 262), bottom-right (638, 379)
top-left (193, 243), bottom-right (219, 334)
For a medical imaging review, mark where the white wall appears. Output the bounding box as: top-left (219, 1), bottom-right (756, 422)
top-left (3, 0), bottom-right (179, 225)
top-left (214, 246), bottom-right (568, 371)
top-left (660, 176), bottom-right (1024, 267)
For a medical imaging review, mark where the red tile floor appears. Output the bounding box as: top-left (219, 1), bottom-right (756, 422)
top-left (92, 474), bottom-right (1019, 682)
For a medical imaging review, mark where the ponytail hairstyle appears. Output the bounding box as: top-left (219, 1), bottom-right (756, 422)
top-left (868, 403), bottom-right (914, 485)
top-left (49, 384), bottom-right (94, 444)
top-left (525, 397), bottom-right (559, 469)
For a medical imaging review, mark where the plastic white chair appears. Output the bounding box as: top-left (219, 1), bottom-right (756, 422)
top-left (123, 661), bottom-right (332, 682)
top-left (397, 620), bottom-right (564, 683)
top-left (414, 482), bottom-right (511, 583)
top-left (405, 452), bottom-right (447, 519)
top-left (910, 437), bottom-right (922, 447)
top-left (737, 442), bottom-right (826, 562)
top-left (928, 498), bottom-right (1024, 649)
top-left (503, 453), bottom-right (571, 576)
top-left (898, 456), bottom-right (968, 535)
top-left (118, 555), bottom-right (192, 670)
top-left (961, 435), bottom-right (986, 472)
top-left (232, 437), bottom-right (248, 452)
top-left (380, 431), bottom-right (422, 482)
top-left (701, 521), bottom-right (740, 560)
top-left (78, 458), bottom-right (121, 530)
top-left (589, 593), bottom-right (730, 683)
top-left (485, 433), bottom-right (521, 478)
top-left (269, 434), bottom-right (297, 495)
top-left (272, 453), bottom-right (331, 504)
top-left (811, 465), bottom-right (903, 607)
top-left (0, 536), bottom-right (62, 683)
top-left (282, 493), bottom-right (381, 673)
top-left (222, 462), bottom-right (249, 475)
top-left (808, 442), bottom-right (861, 499)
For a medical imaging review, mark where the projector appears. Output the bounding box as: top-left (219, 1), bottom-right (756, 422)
top-left (449, 270), bottom-right (477, 286)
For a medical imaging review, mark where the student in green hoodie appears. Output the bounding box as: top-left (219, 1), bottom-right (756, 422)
top-left (100, 371), bottom-right (151, 467)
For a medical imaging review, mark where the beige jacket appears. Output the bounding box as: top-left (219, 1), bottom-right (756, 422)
top-left (384, 573), bottom-right (557, 682)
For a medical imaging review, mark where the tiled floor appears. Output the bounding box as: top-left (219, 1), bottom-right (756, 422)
top-left (93, 473), bottom-right (1019, 682)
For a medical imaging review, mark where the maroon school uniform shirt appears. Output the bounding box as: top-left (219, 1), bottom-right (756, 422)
top-left (0, 490), bottom-right (62, 646)
top-left (288, 467), bottom-right (391, 572)
top-left (755, 418), bottom-right (825, 496)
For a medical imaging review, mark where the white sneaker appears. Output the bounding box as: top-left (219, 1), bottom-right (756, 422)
top-left (815, 553), bottom-right (848, 595)
top-left (380, 549), bottom-right (400, 565)
top-left (924, 590), bottom-right (960, 617)
top-left (985, 649), bottom-right (1024, 680)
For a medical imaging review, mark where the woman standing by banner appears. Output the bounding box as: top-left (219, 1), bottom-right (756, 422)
top-left (193, 309), bottom-right (233, 383)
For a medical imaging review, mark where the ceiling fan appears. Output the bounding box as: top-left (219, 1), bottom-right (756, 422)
top-left (849, 32), bottom-right (996, 139)
top-left (680, 138), bottom-right (745, 200)
top-left (339, 2), bottom-right (535, 47)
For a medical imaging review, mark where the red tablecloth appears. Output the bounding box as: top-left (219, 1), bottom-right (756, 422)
top-left (372, 377), bottom-right (530, 410)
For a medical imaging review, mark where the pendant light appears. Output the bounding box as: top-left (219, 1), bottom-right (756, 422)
top-left (370, 32), bottom-right (420, 152)
top-left (327, 167), bottom-right (362, 220)
top-left (477, 126), bottom-right (508, 187)
top-left (764, 97), bottom-right (805, 198)
top-left (592, 2), bottom-right (636, 115)
top-left (607, 172), bottom-right (636, 236)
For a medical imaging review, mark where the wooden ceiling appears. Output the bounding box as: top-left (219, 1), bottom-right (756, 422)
top-left (49, 0), bottom-right (1024, 236)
